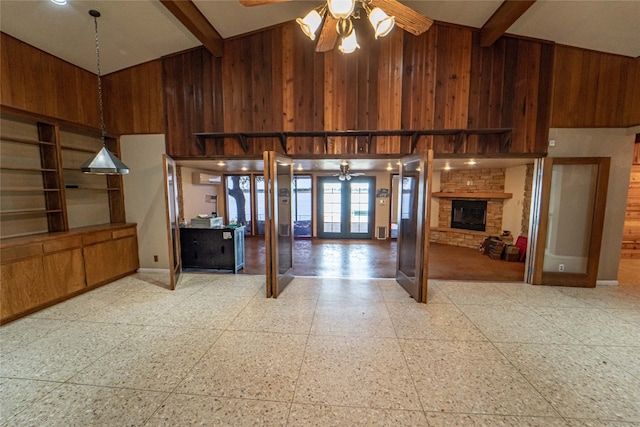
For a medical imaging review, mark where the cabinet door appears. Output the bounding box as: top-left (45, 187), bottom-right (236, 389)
top-left (1, 257), bottom-right (47, 321)
top-left (43, 248), bottom-right (85, 294)
top-left (84, 236), bottom-right (139, 287)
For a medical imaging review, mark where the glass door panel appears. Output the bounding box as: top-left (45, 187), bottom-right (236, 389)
top-left (350, 182), bottom-right (371, 233)
top-left (293, 175), bottom-right (312, 237)
top-left (531, 157), bottom-right (610, 287)
top-left (255, 175), bottom-right (266, 235)
top-left (322, 181), bottom-right (342, 234)
top-left (542, 163), bottom-right (597, 274)
top-left (390, 174), bottom-right (400, 238)
top-left (318, 177), bottom-right (374, 239)
top-left (226, 175), bottom-right (252, 235)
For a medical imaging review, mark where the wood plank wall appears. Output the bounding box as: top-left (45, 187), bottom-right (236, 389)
top-left (3, 27), bottom-right (637, 158)
top-left (0, 33), bottom-right (99, 128)
top-left (163, 22), bottom-right (555, 158)
top-left (103, 60), bottom-right (165, 135)
top-left (551, 45), bottom-right (640, 128)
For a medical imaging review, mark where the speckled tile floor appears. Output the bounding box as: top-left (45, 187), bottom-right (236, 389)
top-left (1, 272), bottom-right (639, 426)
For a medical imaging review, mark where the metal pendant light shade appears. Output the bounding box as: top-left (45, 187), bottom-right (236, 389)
top-left (82, 9), bottom-right (130, 175)
top-left (80, 146), bottom-right (130, 174)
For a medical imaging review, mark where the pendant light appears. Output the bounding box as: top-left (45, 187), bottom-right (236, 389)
top-left (81, 9), bottom-right (130, 175)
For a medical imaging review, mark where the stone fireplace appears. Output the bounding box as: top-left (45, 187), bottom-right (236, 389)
top-left (431, 168), bottom-right (508, 249)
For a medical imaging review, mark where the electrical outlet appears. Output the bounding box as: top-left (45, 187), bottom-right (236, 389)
top-left (558, 264), bottom-right (565, 272)
top-left (549, 139), bottom-right (556, 147)
top-left (154, 255), bottom-right (158, 262)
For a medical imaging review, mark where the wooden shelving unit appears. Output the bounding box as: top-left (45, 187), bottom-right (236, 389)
top-left (1, 113), bottom-right (138, 325)
top-left (1, 114), bottom-right (128, 237)
top-left (0, 118), bottom-right (66, 237)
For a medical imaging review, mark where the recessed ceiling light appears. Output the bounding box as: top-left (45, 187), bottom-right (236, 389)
top-left (50, 0), bottom-right (67, 5)
top-left (217, 161), bottom-right (226, 166)
top-left (241, 166), bottom-right (248, 172)
top-left (386, 163), bottom-right (393, 171)
top-left (443, 163), bottom-right (451, 170)
top-left (464, 159), bottom-right (477, 165)
top-left (297, 164), bottom-right (303, 171)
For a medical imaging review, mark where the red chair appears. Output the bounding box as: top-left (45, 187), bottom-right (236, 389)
top-left (515, 236), bottom-right (528, 262)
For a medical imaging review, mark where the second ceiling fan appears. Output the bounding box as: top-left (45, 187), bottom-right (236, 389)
top-left (239, 0), bottom-right (433, 53)
top-left (334, 162), bottom-right (364, 181)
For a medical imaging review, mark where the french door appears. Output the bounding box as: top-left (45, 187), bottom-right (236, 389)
top-left (396, 151), bottom-right (433, 303)
top-left (263, 151), bottom-right (294, 297)
top-left (530, 157), bottom-right (610, 287)
top-left (162, 154), bottom-right (181, 290)
top-left (317, 176), bottom-right (375, 239)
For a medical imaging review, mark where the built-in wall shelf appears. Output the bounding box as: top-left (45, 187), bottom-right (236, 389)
top-left (432, 192), bottom-right (513, 199)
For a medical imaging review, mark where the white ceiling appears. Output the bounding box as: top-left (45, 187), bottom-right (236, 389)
top-left (0, 0), bottom-right (638, 75)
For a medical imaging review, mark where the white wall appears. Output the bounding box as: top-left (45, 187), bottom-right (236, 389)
top-left (502, 165), bottom-right (527, 238)
top-left (181, 167), bottom-right (221, 224)
top-left (120, 135), bottom-right (169, 270)
top-left (548, 127), bottom-right (637, 281)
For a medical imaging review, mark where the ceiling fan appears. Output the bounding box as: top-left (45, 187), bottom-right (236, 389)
top-left (334, 162), bottom-right (364, 181)
top-left (239, 0), bottom-right (433, 53)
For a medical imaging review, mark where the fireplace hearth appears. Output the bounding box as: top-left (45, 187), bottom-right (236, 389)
top-left (451, 199), bottom-right (487, 232)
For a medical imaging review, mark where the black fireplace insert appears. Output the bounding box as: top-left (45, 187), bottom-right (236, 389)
top-left (451, 199), bottom-right (487, 232)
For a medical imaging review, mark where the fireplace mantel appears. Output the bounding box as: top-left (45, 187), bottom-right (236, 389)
top-left (432, 192), bottom-right (513, 199)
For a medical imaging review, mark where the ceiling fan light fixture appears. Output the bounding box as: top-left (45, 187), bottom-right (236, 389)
top-left (368, 7), bottom-right (395, 38)
top-left (50, 0), bottom-right (67, 5)
top-left (296, 8), bottom-right (324, 41)
top-left (336, 17), bottom-right (353, 38)
top-left (339, 28), bottom-right (360, 54)
top-left (327, 0), bottom-right (356, 19)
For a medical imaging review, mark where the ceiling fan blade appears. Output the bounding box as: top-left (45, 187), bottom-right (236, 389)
top-left (315, 14), bottom-right (339, 52)
top-left (238, 0), bottom-right (291, 7)
top-left (370, 0), bottom-right (433, 36)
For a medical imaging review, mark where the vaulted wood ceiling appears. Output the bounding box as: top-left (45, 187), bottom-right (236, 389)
top-left (0, 0), bottom-right (638, 75)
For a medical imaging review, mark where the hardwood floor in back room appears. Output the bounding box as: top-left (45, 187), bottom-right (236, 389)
top-left (242, 238), bottom-right (526, 281)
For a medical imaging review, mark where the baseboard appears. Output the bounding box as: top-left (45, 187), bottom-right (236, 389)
top-left (596, 280), bottom-right (619, 286)
top-left (137, 268), bottom-right (170, 274)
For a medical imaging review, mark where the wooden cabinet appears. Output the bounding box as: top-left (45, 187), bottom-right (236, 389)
top-left (0, 256), bottom-right (47, 321)
top-left (0, 224), bottom-right (139, 324)
top-left (180, 226), bottom-right (245, 273)
top-left (84, 231), bottom-right (138, 287)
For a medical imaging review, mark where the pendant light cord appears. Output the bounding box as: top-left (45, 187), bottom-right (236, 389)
top-left (91, 10), bottom-right (107, 143)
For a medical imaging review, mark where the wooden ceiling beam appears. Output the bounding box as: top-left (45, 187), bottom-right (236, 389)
top-left (480, 0), bottom-right (536, 47)
top-left (160, 0), bottom-right (223, 57)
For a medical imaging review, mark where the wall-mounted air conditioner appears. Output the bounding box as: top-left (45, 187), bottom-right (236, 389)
top-left (192, 173), bottom-right (221, 185)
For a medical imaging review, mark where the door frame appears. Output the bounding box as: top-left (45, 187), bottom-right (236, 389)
top-left (162, 154), bottom-right (182, 290)
top-left (317, 175), bottom-right (376, 239)
top-left (396, 150), bottom-right (433, 303)
top-left (263, 151), bottom-right (294, 297)
top-left (530, 156), bottom-right (610, 287)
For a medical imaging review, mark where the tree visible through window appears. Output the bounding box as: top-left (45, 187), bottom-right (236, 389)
top-left (226, 175), bottom-right (251, 234)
